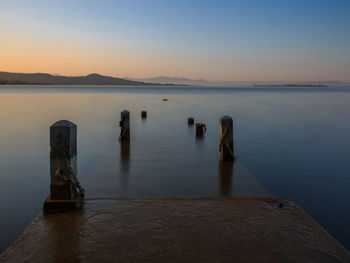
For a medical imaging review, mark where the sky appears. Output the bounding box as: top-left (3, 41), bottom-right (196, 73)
top-left (0, 0), bottom-right (350, 82)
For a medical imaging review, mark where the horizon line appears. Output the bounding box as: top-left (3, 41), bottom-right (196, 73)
top-left (1, 70), bottom-right (349, 84)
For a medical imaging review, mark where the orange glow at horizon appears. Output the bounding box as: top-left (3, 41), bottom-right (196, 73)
top-left (1, 24), bottom-right (350, 83)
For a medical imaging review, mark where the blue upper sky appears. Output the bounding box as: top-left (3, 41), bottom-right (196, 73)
top-left (1, 0), bottom-right (349, 81)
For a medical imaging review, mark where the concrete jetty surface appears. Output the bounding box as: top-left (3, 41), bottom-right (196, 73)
top-left (1, 198), bottom-right (349, 263)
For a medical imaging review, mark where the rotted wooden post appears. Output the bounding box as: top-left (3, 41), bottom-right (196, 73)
top-left (119, 110), bottom-right (130, 141)
top-left (195, 123), bottom-right (206, 136)
top-left (188, 117), bottom-right (194, 125)
top-left (44, 120), bottom-right (84, 213)
top-left (141, 111), bottom-right (147, 119)
top-left (219, 116), bottom-right (235, 161)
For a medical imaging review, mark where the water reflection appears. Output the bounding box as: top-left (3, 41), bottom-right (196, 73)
top-left (1, 86), bottom-right (350, 251)
top-left (187, 121), bottom-right (194, 135)
top-left (119, 140), bottom-right (130, 186)
top-left (217, 161), bottom-right (234, 197)
top-left (195, 134), bottom-right (205, 153)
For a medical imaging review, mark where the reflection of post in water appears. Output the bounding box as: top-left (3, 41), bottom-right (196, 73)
top-left (218, 160), bottom-right (234, 197)
top-left (187, 118), bottom-right (194, 137)
top-left (120, 140), bottom-right (130, 185)
top-left (195, 132), bottom-right (205, 153)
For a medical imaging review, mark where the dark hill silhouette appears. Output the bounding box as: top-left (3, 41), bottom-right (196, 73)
top-left (0, 71), bottom-right (170, 86)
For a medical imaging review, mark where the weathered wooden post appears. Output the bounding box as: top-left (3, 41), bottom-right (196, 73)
top-left (195, 123), bottom-right (206, 136)
top-left (119, 110), bottom-right (130, 141)
top-left (188, 117), bottom-right (194, 125)
top-left (141, 111), bottom-right (147, 119)
top-left (219, 116), bottom-right (235, 161)
top-left (44, 120), bottom-right (84, 213)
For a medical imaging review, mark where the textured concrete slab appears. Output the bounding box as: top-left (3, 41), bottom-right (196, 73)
top-left (1, 198), bottom-right (349, 263)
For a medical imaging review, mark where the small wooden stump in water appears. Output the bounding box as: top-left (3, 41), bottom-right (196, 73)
top-left (119, 110), bottom-right (130, 141)
top-left (219, 116), bottom-right (235, 162)
top-left (188, 117), bottom-right (194, 125)
top-left (195, 123), bottom-right (206, 136)
top-left (44, 120), bottom-right (84, 213)
top-left (141, 111), bottom-right (147, 119)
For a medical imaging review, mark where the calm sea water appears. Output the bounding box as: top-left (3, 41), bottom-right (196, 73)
top-left (0, 85), bottom-right (350, 252)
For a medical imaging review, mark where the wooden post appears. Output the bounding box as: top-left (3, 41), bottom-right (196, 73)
top-left (188, 117), bottom-right (194, 125)
top-left (119, 110), bottom-right (130, 141)
top-left (195, 123), bottom-right (206, 136)
top-left (141, 111), bottom-right (147, 119)
top-left (44, 120), bottom-right (84, 213)
top-left (219, 116), bottom-right (235, 161)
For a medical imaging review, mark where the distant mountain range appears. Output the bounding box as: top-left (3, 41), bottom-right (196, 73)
top-left (204, 80), bottom-right (350, 87)
top-left (129, 76), bottom-right (208, 85)
top-left (0, 71), bottom-right (171, 86)
top-left (131, 77), bottom-right (350, 87)
top-left (0, 71), bottom-right (349, 87)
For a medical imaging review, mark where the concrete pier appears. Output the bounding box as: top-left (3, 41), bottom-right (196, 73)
top-left (1, 198), bottom-right (349, 263)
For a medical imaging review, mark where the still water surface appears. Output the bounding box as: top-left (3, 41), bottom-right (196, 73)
top-left (0, 86), bottom-right (349, 252)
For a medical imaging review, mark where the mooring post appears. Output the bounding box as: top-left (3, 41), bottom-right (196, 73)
top-left (141, 111), bottom-right (147, 119)
top-left (219, 116), bottom-right (235, 161)
top-left (188, 117), bottom-right (194, 125)
top-left (119, 110), bottom-right (130, 141)
top-left (195, 123), bottom-right (206, 136)
top-left (44, 120), bottom-right (84, 213)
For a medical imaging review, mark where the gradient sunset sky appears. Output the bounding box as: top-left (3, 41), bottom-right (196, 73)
top-left (1, 0), bottom-right (349, 82)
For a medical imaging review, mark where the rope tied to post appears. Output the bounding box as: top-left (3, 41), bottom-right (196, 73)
top-left (54, 148), bottom-right (85, 198)
top-left (225, 142), bottom-right (234, 157)
top-left (219, 125), bottom-right (234, 158)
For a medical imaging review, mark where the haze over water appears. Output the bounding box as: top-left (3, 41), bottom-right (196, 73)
top-left (0, 86), bottom-right (349, 252)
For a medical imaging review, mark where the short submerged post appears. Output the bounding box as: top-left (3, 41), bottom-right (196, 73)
top-left (219, 116), bottom-right (235, 161)
top-left (44, 120), bottom-right (84, 213)
top-left (119, 110), bottom-right (130, 141)
top-left (188, 117), bottom-right (194, 125)
top-left (195, 123), bottom-right (206, 136)
top-left (141, 111), bottom-right (147, 119)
